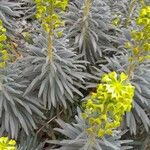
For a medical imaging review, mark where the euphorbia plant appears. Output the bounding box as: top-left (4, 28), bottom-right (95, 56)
top-left (24, 0), bottom-right (89, 110)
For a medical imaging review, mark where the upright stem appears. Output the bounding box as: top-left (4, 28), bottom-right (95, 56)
top-left (125, 0), bottom-right (147, 79)
top-left (83, 0), bottom-right (93, 17)
top-left (127, 29), bottom-right (148, 80)
top-left (127, 61), bottom-right (136, 80)
top-left (47, 1), bottom-right (54, 60)
top-left (47, 30), bottom-right (53, 60)
top-left (82, 0), bottom-right (93, 36)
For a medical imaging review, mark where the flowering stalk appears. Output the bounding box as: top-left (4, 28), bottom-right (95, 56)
top-left (81, 0), bottom-right (93, 37)
top-left (0, 20), bottom-right (9, 68)
top-left (126, 5), bottom-right (150, 79)
top-left (35, 0), bottom-right (68, 60)
top-left (83, 0), bottom-right (93, 18)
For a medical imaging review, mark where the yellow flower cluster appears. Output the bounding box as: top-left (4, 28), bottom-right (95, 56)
top-left (125, 6), bottom-right (150, 62)
top-left (0, 20), bottom-right (9, 68)
top-left (112, 14), bottom-right (121, 26)
top-left (35, 0), bottom-right (68, 35)
top-left (0, 137), bottom-right (16, 150)
top-left (136, 6), bottom-right (150, 26)
top-left (82, 72), bottom-right (135, 138)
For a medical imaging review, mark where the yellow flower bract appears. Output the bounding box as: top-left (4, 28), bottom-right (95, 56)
top-left (0, 137), bottom-right (16, 150)
top-left (82, 72), bottom-right (135, 138)
top-left (35, 0), bottom-right (68, 33)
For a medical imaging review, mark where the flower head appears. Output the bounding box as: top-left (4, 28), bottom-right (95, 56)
top-left (82, 72), bottom-right (135, 138)
top-left (0, 137), bottom-right (16, 150)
